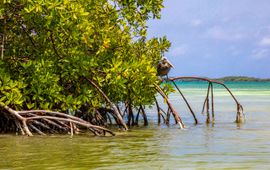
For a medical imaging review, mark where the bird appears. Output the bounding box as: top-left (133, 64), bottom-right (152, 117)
top-left (157, 57), bottom-right (174, 78)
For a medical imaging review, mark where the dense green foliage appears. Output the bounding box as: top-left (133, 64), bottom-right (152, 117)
top-left (0, 0), bottom-right (170, 112)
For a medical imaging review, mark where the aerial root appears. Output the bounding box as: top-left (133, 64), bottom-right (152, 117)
top-left (134, 105), bottom-right (148, 126)
top-left (86, 78), bottom-right (128, 131)
top-left (167, 76), bottom-right (245, 124)
top-left (0, 76), bottom-right (244, 136)
top-left (154, 83), bottom-right (185, 129)
top-left (236, 103), bottom-right (245, 123)
top-left (0, 104), bottom-right (115, 136)
top-left (171, 80), bottom-right (198, 124)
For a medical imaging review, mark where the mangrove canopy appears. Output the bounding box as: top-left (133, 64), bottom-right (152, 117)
top-left (0, 0), bottom-right (244, 136)
top-left (0, 0), bottom-right (172, 135)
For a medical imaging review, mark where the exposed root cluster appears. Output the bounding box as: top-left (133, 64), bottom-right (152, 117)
top-left (0, 76), bottom-right (245, 137)
top-left (0, 104), bottom-right (115, 136)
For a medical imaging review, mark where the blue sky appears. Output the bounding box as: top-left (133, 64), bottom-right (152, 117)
top-left (147, 0), bottom-right (270, 78)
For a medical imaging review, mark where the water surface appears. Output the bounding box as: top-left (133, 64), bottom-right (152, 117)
top-left (0, 82), bottom-right (270, 169)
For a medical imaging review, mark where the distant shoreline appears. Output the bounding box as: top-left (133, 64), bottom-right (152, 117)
top-left (213, 76), bottom-right (270, 82)
top-left (168, 76), bottom-right (270, 82)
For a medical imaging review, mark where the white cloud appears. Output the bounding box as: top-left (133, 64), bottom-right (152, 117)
top-left (190, 19), bottom-right (203, 27)
top-left (206, 26), bottom-right (244, 41)
top-left (170, 44), bottom-right (188, 57)
top-left (259, 37), bottom-right (270, 46)
top-left (251, 48), bottom-right (270, 60)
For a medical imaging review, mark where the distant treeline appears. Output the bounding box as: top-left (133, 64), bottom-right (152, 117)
top-left (214, 76), bottom-right (270, 82)
top-left (170, 76), bottom-right (270, 82)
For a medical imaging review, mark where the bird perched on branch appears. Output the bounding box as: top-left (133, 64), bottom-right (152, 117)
top-left (157, 57), bottom-right (174, 78)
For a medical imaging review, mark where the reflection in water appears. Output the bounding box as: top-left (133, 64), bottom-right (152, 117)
top-left (1, 82), bottom-right (270, 169)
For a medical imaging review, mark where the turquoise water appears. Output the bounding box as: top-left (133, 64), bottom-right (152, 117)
top-left (0, 82), bottom-right (270, 169)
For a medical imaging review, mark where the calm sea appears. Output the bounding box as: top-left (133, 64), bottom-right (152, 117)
top-left (0, 82), bottom-right (270, 169)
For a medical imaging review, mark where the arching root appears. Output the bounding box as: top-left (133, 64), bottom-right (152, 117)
top-left (168, 76), bottom-right (245, 124)
top-left (0, 103), bottom-right (115, 136)
top-left (154, 83), bottom-right (185, 129)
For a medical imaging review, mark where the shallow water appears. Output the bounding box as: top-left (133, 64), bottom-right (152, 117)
top-left (0, 82), bottom-right (270, 169)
